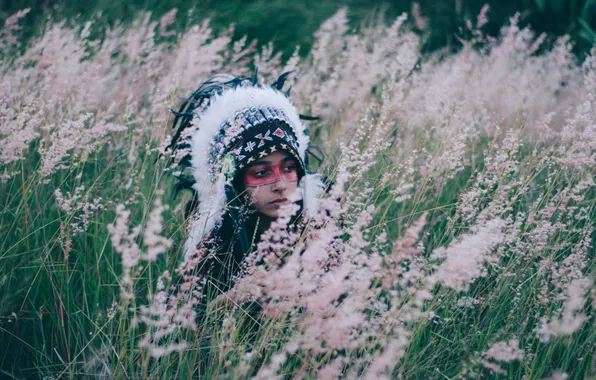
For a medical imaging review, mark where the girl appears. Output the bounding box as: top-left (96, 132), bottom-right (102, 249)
top-left (169, 72), bottom-right (326, 302)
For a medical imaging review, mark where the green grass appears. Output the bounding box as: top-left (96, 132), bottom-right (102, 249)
top-left (1, 120), bottom-right (593, 378)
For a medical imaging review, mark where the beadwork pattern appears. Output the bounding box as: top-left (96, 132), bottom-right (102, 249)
top-left (207, 105), bottom-right (302, 182)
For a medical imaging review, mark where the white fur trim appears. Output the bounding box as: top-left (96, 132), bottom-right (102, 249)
top-left (301, 173), bottom-right (326, 218)
top-left (183, 172), bottom-right (228, 261)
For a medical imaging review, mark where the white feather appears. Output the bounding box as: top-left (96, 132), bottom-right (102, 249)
top-left (301, 173), bottom-right (326, 218)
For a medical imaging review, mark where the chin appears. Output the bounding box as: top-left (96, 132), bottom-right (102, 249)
top-left (264, 209), bottom-right (280, 218)
top-left (255, 206), bottom-right (278, 219)
top-left (260, 201), bottom-right (294, 219)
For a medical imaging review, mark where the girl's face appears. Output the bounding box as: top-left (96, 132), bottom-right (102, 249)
top-left (242, 151), bottom-right (300, 218)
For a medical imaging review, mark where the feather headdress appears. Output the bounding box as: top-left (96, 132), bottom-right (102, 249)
top-left (169, 72), bottom-right (325, 256)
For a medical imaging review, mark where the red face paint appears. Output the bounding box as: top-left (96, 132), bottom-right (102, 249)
top-left (243, 160), bottom-right (299, 187)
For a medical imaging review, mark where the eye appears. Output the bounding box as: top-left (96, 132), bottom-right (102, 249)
top-left (252, 169), bottom-right (270, 177)
top-left (281, 165), bottom-right (295, 173)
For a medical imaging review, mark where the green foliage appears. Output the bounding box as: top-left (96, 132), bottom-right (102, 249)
top-left (2, 0), bottom-right (596, 60)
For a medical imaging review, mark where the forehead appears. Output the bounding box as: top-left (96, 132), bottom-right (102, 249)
top-left (252, 150), bottom-right (294, 165)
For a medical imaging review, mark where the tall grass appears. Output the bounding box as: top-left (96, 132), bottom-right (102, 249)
top-left (0, 6), bottom-right (594, 379)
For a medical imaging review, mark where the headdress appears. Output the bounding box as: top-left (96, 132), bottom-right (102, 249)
top-left (169, 71), bottom-right (325, 256)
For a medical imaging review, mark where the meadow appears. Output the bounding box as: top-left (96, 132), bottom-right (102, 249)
top-left (0, 6), bottom-right (594, 379)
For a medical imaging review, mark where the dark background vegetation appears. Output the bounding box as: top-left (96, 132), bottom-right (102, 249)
top-left (1, 0), bottom-right (595, 59)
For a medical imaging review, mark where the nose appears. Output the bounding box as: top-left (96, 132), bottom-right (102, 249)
top-left (270, 178), bottom-right (287, 193)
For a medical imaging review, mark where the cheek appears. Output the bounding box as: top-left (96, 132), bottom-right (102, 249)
top-left (246, 186), bottom-right (270, 207)
top-left (245, 187), bottom-right (258, 203)
top-left (287, 181), bottom-right (298, 192)
top-left (283, 181), bottom-right (299, 196)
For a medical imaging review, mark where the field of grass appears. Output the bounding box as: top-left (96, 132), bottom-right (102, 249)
top-left (0, 6), bottom-right (594, 379)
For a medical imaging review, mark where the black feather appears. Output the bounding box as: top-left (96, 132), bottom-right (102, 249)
top-left (178, 155), bottom-right (192, 168)
top-left (306, 145), bottom-right (325, 163)
top-left (272, 71), bottom-right (294, 91)
top-left (305, 145), bottom-right (325, 170)
top-left (299, 114), bottom-right (320, 121)
top-left (252, 67), bottom-right (259, 85)
top-left (174, 178), bottom-right (196, 196)
top-left (169, 109), bottom-right (194, 117)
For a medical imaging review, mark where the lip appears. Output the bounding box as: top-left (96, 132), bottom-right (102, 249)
top-left (270, 198), bottom-right (289, 205)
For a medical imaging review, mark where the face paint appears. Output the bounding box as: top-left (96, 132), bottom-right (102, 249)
top-left (243, 160), bottom-right (299, 187)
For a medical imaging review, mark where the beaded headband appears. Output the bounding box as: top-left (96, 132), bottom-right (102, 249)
top-left (208, 106), bottom-right (302, 182)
